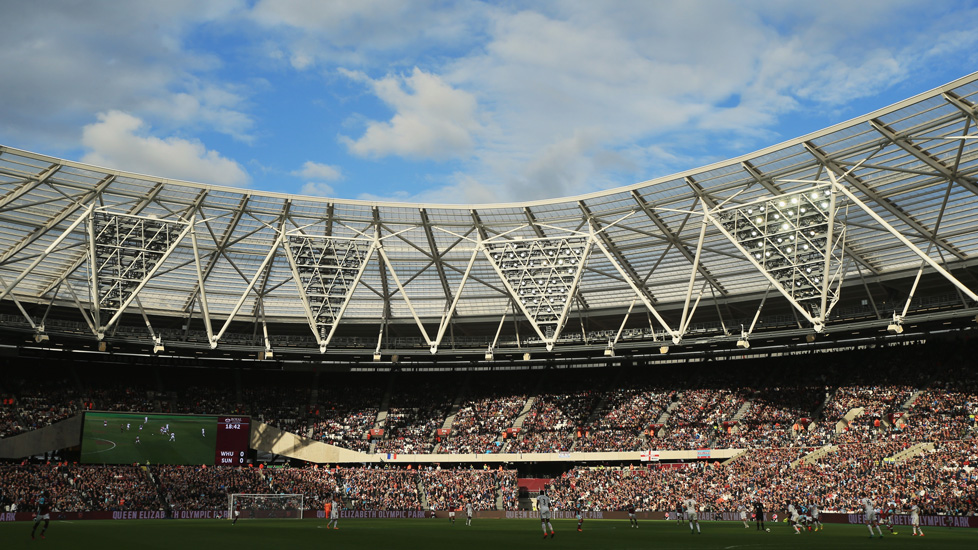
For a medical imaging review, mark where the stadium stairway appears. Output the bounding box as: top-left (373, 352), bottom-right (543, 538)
top-left (791, 444), bottom-right (837, 468)
top-left (890, 441), bottom-right (935, 464)
top-left (374, 372), bottom-right (397, 429)
top-left (731, 400), bottom-right (753, 422)
top-left (836, 407), bottom-right (865, 432)
top-left (433, 374), bottom-right (470, 453)
top-left (652, 393), bottom-right (683, 437)
top-left (573, 365), bottom-right (629, 447)
top-left (417, 478), bottom-right (429, 510)
top-left (811, 388), bottom-right (836, 421)
top-left (719, 449), bottom-right (748, 465)
top-left (902, 389), bottom-right (923, 410)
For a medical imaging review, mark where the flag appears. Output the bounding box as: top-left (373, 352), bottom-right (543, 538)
top-left (386, 453), bottom-right (397, 460)
top-left (640, 450), bottom-right (659, 462)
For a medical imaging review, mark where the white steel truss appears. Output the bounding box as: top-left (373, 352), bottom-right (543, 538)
top-left (88, 211), bottom-right (191, 337)
top-left (3, 73), bottom-right (978, 357)
top-left (282, 232), bottom-right (376, 351)
top-left (712, 185), bottom-right (847, 331)
top-left (483, 235), bottom-right (592, 351)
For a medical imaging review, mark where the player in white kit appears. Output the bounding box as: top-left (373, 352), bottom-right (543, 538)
top-left (738, 504), bottom-right (748, 528)
top-left (685, 498), bottom-right (701, 534)
top-left (861, 494), bottom-right (883, 538)
top-left (788, 504), bottom-right (803, 534)
top-left (465, 501), bottom-right (474, 526)
top-left (537, 489), bottom-right (555, 539)
top-left (910, 503), bottom-right (924, 536)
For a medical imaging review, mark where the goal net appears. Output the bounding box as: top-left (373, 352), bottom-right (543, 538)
top-left (228, 493), bottom-right (305, 520)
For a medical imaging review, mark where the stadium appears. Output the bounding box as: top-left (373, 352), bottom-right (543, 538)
top-left (1, 69), bottom-right (978, 549)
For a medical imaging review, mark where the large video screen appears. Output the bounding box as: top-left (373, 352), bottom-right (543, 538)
top-left (81, 412), bottom-right (250, 465)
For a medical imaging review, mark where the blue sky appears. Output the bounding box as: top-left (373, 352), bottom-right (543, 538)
top-left (2, 1), bottom-right (978, 204)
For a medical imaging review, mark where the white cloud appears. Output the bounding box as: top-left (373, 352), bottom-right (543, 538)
top-left (80, 111), bottom-right (250, 187)
top-left (340, 68), bottom-right (482, 160)
top-left (249, 0), bottom-right (485, 66)
top-left (0, 1), bottom-right (254, 150)
top-left (293, 161), bottom-right (343, 181)
top-left (299, 181), bottom-right (337, 197)
top-left (293, 161), bottom-right (342, 197)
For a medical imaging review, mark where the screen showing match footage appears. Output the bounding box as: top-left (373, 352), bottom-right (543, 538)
top-left (81, 412), bottom-right (250, 466)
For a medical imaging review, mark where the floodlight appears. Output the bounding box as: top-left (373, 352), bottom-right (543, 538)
top-left (33, 333), bottom-right (49, 343)
top-left (604, 347), bottom-right (614, 357)
top-left (886, 324), bottom-right (903, 334)
top-left (484, 350), bottom-right (494, 361)
top-left (98, 341), bottom-right (107, 352)
top-left (523, 352), bottom-right (532, 361)
top-left (736, 339), bottom-right (750, 349)
top-left (153, 343), bottom-right (165, 354)
top-left (659, 346), bottom-right (669, 355)
top-left (806, 334), bottom-right (816, 343)
top-left (373, 353), bottom-right (382, 362)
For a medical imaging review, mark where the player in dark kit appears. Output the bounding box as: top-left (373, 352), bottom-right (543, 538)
top-left (675, 501), bottom-right (684, 525)
top-left (754, 500), bottom-right (765, 531)
top-left (31, 492), bottom-right (52, 540)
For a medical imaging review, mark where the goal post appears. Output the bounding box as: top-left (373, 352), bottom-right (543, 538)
top-left (228, 493), bottom-right (305, 520)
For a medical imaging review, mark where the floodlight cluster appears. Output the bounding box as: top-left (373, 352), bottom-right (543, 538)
top-left (487, 237), bottom-right (589, 329)
top-left (286, 236), bottom-right (367, 336)
top-left (92, 213), bottom-right (183, 311)
top-left (720, 189), bottom-right (837, 302)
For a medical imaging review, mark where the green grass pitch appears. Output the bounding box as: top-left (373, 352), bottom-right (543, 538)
top-left (3, 519), bottom-right (976, 549)
top-left (81, 412), bottom-right (217, 465)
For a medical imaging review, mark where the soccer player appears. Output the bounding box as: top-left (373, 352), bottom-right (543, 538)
top-left (810, 503), bottom-right (822, 531)
top-left (627, 502), bottom-right (638, 528)
top-left (30, 491), bottom-right (52, 540)
top-left (326, 496), bottom-right (340, 530)
top-left (449, 504), bottom-right (456, 525)
top-left (675, 501), bottom-right (684, 525)
top-left (910, 503), bottom-right (924, 536)
top-left (135, 435), bottom-right (140, 444)
top-left (201, 428), bottom-right (206, 437)
top-left (169, 432), bottom-right (176, 442)
top-left (232, 502), bottom-right (241, 525)
top-left (537, 489), bottom-right (555, 539)
top-left (685, 497), bottom-right (701, 535)
top-left (738, 503), bottom-right (748, 528)
top-left (321, 499), bottom-right (331, 528)
top-left (789, 504), bottom-right (803, 535)
top-left (144, 416), bottom-right (149, 424)
top-left (754, 500), bottom-right (765, 531)
top-left (103, 420), bottom-right (107, 428)
top-left (575, 507), bottom-right (584, 532)
top-left (861, 494), bottom-right (882, 538)
top-left (465, 501), bottom-right (474, 526)
top-left (878, 505), bottom-right (896, 534)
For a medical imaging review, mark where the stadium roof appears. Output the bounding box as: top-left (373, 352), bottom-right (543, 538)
top-left (2, 73), bottom-right (978, 362)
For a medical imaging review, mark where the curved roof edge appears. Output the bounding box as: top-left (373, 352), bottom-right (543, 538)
top-left (3, 71), bottom-right (978, 209)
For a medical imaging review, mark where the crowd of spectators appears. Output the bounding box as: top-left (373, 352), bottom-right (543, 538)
top-left (544, 438), bottom-right (976, 516)
top-left (3, 340), bottom-right (978, 459)
top-left (418, 468), bottom-right (509, 510)
top-left (0, 463), bottom-right (161, 512)
top-left (375, 375), bottom-right (454, 454)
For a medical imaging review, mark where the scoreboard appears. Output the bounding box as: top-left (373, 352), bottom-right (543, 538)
top-left (81, 412), bottom-right (252, 466)
top-left (215, 416), bottom-right (250, 465)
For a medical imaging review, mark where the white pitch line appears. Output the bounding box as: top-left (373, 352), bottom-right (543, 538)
top-left (81, 438), bottom-right (117, 454)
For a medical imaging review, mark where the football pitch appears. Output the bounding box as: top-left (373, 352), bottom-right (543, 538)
top-left (3, 519), bottom-right (976, 549)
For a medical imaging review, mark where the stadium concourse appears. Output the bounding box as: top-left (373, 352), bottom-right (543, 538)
top-left (0, 339), bottom-right (976, 518)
